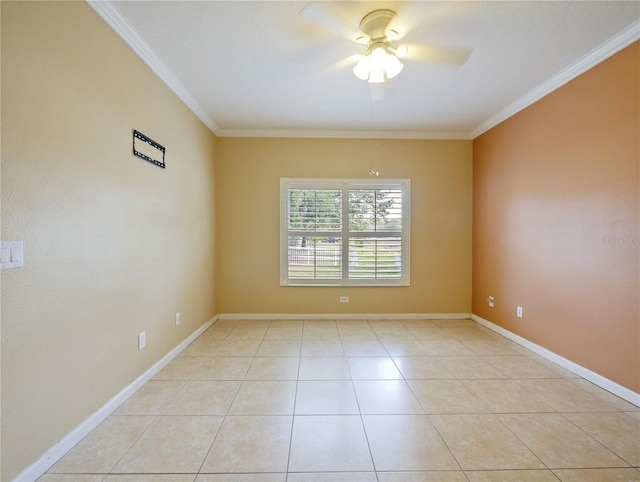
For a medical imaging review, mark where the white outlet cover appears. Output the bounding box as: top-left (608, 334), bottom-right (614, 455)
top-left (138, 331), bottom-right (146, 350)
top-left (517, 306), bottom-right (523, 318)
top-left (175, 312), bottom-right (181, 325)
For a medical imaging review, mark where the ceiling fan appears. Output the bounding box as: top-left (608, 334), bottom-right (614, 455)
top-left (300, 3), bottom-right (471, 84)
top-left (353, 9), bottom-right (406, 83)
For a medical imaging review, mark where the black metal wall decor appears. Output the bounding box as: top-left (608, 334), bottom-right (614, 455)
top-left (133, 130), bottom-right (166, 169)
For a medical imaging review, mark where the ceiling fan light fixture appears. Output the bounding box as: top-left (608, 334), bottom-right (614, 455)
top-left (368, 69), bottom-right (385, 83)
top-left (353, 55), bottom-right (371, 80)
top-left (384, 52), bottom-right (404, 79)
top-left (371, 44), bottom-right (387, 61)
top-left (353, 46), bottom-right (404, 83)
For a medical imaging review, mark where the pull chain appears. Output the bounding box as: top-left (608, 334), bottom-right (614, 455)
top-left (369, 88), bottom-right (380, 176)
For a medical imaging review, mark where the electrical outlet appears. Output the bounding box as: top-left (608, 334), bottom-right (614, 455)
top-left (517, 306), bottom-right (523, 318)
top-left (340, 296), bottom-right (349, 303)
top-left (138, 331), bottom-right (146, 350)
top-left (487, 296), bottom-right (495, 307)
top-left (175, 312), bottom-right (181, 325)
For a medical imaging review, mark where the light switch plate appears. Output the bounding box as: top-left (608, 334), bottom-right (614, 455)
top-left (1, 241), bottom-right (23, 269)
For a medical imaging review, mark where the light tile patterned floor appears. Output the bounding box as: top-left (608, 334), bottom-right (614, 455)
top-left (42, 319), bottom-right (640, 482)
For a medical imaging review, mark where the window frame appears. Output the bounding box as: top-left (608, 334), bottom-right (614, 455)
top-left (280, 178), bottom-right (411, 287)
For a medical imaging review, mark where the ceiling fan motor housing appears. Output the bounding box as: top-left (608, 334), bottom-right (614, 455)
top-left (359, 9), bottom-right (397, 42)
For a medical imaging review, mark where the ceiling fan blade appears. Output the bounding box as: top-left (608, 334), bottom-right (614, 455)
top-left (298, 2), bottom-right (362, 41)
top-left (317, 54), bottom-right (361, 76)
top-left (385, 2), bottom-right (432, 40)
top-left (399, 44), bottom-right (472, 67)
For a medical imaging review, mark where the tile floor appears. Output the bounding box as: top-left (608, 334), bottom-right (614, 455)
top-left (42, 318), bottom-right (640, 482)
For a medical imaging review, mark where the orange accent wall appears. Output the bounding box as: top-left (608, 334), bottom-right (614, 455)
top-left (473, 42), bottom-right (640, 392)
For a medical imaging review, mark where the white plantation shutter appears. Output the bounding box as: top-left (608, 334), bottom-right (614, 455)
top-left (287, 189), bottom-right (342, 233)
top-left (348, 237), bottom-right (402, 280)
top-left (281, 179), bottom-right (410, 286)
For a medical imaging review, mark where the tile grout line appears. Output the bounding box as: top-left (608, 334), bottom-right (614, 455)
top-left (285, 320), bottom-right (305, 479)
top-left (102, 367), bottom-right (194, 477)
top-left (555, 411), bottom-right (636, 468)
top-left (396, 319), bottom-right (468, 476)
top-left (193, 320), bottom-right (247, 477)
top-left (341, 320), bottom-right (380, 481)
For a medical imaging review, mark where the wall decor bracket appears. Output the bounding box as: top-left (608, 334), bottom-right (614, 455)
top-left (133, 130), bottom-right (166, 168)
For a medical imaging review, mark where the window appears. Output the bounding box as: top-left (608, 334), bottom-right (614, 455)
top-left (280, 178), bottom-right (410, 286)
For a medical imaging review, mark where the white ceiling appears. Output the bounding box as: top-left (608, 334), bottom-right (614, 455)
top-left (90, 1), bottom-right (639, 139)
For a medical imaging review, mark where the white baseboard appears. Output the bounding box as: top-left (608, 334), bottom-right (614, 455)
top-left (14, 316), bottom-right (217, 482)
top-left (471, 314), bottom-right (640, 407)
top-left (216, 312), bottom-right (473, 320)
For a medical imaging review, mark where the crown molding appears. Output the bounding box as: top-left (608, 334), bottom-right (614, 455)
top-left (87, 0), bottom-right (221, 135)
top-left (471, 19), bottom-right (640, 139)
top-left (217, 128), bottom-right (473, 140)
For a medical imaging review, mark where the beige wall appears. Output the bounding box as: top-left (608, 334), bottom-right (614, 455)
top-left (472, 42), bottom-right (639, 392)
top-left (1, 2), bottom-right (217, 479)
top-left (216, 137), bottom-right (472, 314)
